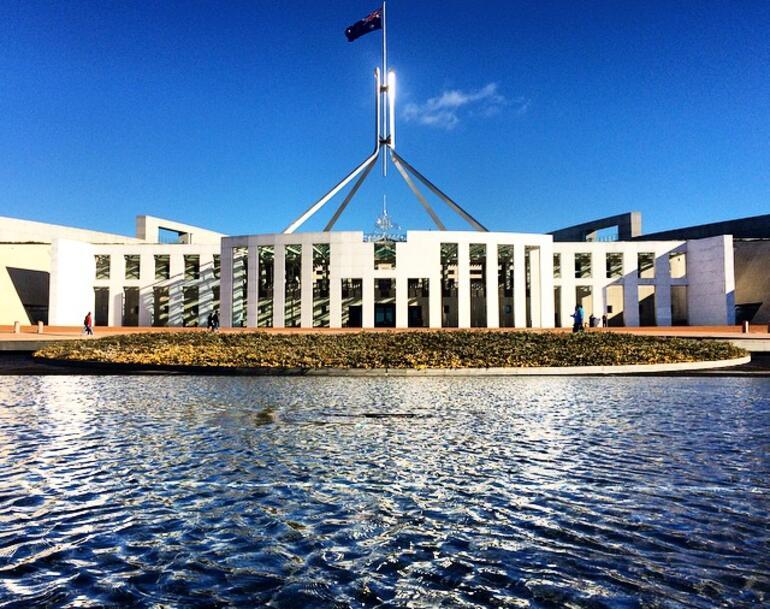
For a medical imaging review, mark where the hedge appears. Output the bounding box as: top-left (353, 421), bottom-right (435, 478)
top-left (34, 331), bottom-right (746, 369)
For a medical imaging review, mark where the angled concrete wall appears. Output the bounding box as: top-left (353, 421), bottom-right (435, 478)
top-left (0, 244), bottom-right (51, 325)
top-left (686, 235), bottom-right (735, 325)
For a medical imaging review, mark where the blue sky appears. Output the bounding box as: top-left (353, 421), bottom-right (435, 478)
top-left (1, 1), bottom-right (768, 237)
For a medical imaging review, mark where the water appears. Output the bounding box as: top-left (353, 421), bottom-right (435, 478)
top-left (0, 376), bottom-right (768, 609)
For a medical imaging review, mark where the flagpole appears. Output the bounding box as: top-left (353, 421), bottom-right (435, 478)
top-left (382, 1), bottom-right (388, 176)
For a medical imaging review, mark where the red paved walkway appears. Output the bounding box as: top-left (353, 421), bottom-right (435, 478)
top-left (2, 324), bottom-right (769, 342)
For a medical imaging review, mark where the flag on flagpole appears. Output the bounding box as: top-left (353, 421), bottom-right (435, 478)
top-left (345, 8), bottom-right (383, 42)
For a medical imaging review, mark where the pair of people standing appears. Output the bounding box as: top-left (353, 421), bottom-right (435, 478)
top-left (207, 310), bottom-right (220, 332)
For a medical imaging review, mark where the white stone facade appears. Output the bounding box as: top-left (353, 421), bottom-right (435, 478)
top-left (219, 231), bottom-right (735, 329)
top-left (0, 214), bottom-right (736, 328)
top-left (49, 241), bottom-right (221, 327)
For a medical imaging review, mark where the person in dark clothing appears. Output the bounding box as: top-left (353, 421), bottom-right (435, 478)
top-left (212, 310), bottom-right (220, 331)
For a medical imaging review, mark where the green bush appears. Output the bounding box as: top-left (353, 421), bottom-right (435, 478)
top-left (34, 331), bottom-right (747, 369)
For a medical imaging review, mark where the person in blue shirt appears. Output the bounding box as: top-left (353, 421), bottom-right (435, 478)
top-left (571, 305), bottom-right (584, 333)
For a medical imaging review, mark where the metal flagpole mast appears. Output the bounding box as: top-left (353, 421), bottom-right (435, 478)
top-left (381, 0), bottom-right (388, 176)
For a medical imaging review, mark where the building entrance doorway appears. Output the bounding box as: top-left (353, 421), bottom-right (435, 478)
top-left (375, 303), bottom-right (396, 327)
top-left (123, 287), bottom-right (139, 326)
top-left (408, 305), bottom-right (424, 327)
top-left (346, 305), bottom-right (362, 328)
top-left (94, 287), bottom-right (109, 326)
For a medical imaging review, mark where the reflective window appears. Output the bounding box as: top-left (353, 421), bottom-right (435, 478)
top-left (124, 255), bottom-right (140, 280)
top-left (552, 253), bottom-right (561, 279)
top-left (374, 241), bottom-right (396, 270)
top-left (606, 253), bottom-right (623, 279)
top-left (638, 253), bottom-right (655, 279)
top-left (95, 255), bottom-right (110, 280)
top-left (574, 253), bottom-right (592, 279)
top-left (184, 255), bottom-right (200, 280)
top-left (154, 255), bottom-right (170, 280)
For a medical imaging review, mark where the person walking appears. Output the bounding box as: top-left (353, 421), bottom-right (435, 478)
top-left (571, 305), bottom-right (584, 333)
top-left (207, 311), bottom-right (215, 332)
top-left (83, 311), bottom-right (93, 336)
top-left (212, 310), bottom-right (220, 332)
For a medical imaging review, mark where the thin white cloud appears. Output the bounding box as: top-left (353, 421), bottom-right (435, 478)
top-left (403, 83), bottom-right (527, 130)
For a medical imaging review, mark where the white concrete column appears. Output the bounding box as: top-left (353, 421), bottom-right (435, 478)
top-left (167, 254), bottom-right (184, 326)
top-left (247, 245), bottom-right (258, 327)
top-left (300, 244), bottom-right (313, 328)
top-left (362, 275), bottom-right (375, 328)
top-left (197, 254), bottom-right (214, 322)
top-left (429, 271), bottom-right (442, 328)
top-left (220, 245), bottom-right (233, 328)
top-left (656, 284), bottom-right (672, 326)
top-left (592, 281), bottom-right (605, 322)
top-left (654, 252), bottom-right (672, 326)
top-left (138, 254), bottom-right (153, 326)
top-left (622, 251), bottom-right (640, 327)
top-left (559, 280), bottom-right (571, 328)
top-left (110, 289), bottom-right (123, 327)
top-left (513, 243), bottom-right (526, 328)
top-left (486, 244), bottom-right (499, 328)
top-left (396, 275), bottom-right (408, 328)
top-left (458, 242), bottom-right (470, 328)
top-left (538, 243), bottom-right (555, 328)
top-left (529, 247), bottom-right (541, 327)
top-left (273, 244), bottom-right (286, 328)
top-left (329, 272), bottom-right (342, 328)
top-left (114, 254), bottom-right (127, 290)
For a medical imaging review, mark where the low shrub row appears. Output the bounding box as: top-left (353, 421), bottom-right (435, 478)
top-left (34, 331), bottom-right (746, 369)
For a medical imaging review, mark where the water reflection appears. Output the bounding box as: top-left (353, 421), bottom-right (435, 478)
top-left (0, 376), bottom-right (768, 608)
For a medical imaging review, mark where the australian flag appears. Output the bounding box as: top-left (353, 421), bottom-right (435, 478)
top-left (345, 7), bottom-right (383, 42)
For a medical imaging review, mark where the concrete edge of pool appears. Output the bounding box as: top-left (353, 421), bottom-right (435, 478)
top-left (28, 355), bottom-right (752, 376)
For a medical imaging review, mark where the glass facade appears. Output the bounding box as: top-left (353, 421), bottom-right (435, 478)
top-left (154, 255), bottom-right (170, 280)
top-left (183, 286), bottom-right (199, 327)
top-left (498, 245), bottom-right (514, 327)
top-left (374, 241), bottom-right (396, 270)
top-left (313, 244), bottom-right (330, 328)
top-left (606, 252), bottom-right (623, 279)
top-left (285, 245), bottom-right (301, 328)
top-left (232, 247), bottom-right (248, 327)
top-left (574, 253), bottom-right (592, 279)
top-left (440, 243), bottom-right (458, 328)
top-left (124, 255), bottom-right (140, 280)
top-left (638, 253), bottom-right (655, 279)
top-left (153, 286), bottom-right (169, 327)
top-left (341, 279), bottom-right (363, 327)
top-left (257, 246), bottom-right (273, 327)
top-left (374, 278), bottom-right (396, 327)
top-left (469, 244), bottom-right (486, 327)
top-left (407, 278), bottom-right (429, 327)
top-left (95, 255), bottom-right (110, 280)
top-left (184, 255), bottom-right (200, 280)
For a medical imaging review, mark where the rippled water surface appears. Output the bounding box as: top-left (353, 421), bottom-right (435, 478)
top-left (0, 376), bottom-right (769, 608)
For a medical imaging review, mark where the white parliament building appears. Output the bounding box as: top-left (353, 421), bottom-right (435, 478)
top-left (0, 211), bottom-right (736, 331)
top-left (0, 24), bottom-right (741, 330)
